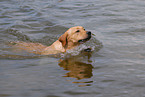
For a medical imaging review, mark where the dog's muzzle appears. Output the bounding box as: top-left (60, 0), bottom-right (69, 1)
top-left (87, 31), bottom-right (91, 36)
top-left (78, 31), bottom-right (91, 43)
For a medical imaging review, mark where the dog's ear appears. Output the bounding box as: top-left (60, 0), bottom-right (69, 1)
top-left (59, 31), bottom-right (68, 47)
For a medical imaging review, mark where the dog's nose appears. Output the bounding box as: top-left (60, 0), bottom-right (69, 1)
top-left (87, 31), bottom-right (91, 35)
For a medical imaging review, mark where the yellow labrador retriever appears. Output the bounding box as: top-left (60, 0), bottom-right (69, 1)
top-left (11, 26), bottom-right (91, 55)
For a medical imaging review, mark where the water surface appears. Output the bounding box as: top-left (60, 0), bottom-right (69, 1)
top-left (1, 0), bottom-right (145, 97)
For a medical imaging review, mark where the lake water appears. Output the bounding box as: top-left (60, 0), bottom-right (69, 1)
top-left (1, 0), bottom-right (145, 97)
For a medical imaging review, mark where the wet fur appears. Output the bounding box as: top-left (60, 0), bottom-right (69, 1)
top-left (10, 26), bottom-right (91, 55)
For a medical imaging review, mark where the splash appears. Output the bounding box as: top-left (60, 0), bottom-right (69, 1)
top-left (60, 36), bottom-right (103, 57)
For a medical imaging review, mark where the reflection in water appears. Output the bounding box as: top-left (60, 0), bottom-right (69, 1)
top-left (58, 52), bottom-right (93, 86)
top-left (59, 59), bottom-right (93, 80)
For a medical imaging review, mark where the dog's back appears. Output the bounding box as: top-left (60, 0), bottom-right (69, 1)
top-left (10, 41), bottom-right (47, 54)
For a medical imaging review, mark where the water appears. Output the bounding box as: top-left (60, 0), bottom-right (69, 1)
top-left (1, 0), bottom-right (145, 97)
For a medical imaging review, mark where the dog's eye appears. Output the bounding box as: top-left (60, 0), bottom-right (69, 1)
top-left (76, 30), bottom-right (80, 32)
top-left (84, 29), bottom-right (85, 30)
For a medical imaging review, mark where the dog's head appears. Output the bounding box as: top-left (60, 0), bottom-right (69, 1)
top-left (59, 26), bottom-right (91, 49)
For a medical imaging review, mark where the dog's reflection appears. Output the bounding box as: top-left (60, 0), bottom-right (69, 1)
top-left (58, 54), bottom-right (93, 80)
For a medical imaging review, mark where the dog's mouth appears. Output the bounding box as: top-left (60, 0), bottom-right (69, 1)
top-left (78, 36), bottom-right (91, 43)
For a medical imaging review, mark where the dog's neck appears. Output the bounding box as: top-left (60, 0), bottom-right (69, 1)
top-left (44, 40), bottom-right (66, 53)
top-left (44, 40), bottom-right (80, 53)
top-left (65, 41), bottom-right (79, 50)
